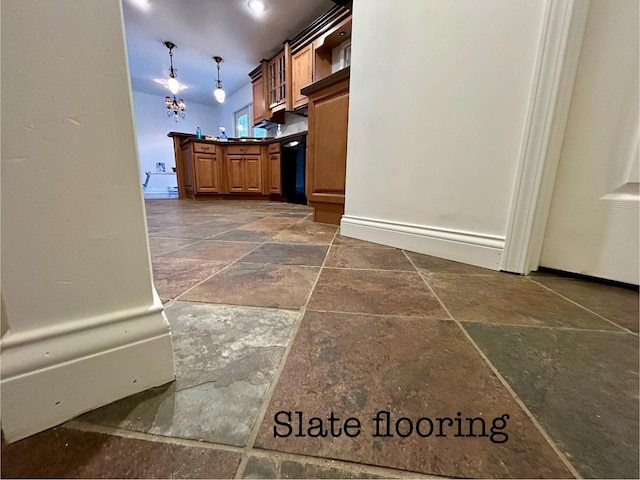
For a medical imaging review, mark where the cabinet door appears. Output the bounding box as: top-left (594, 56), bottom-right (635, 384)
top-left (269, 154), bottom-right (281, 194)
top-left (227, 155), bottom-right (245, 192)
top-left (244, 155), bottom-right (263, 193)
top-left (194, 153), bottom-right (219, 193)
top-left (252, 77), bottom-right (265, 125)
top-left (268, 59), bottom-right (278, 108)
top-left (292, 45), bottom-right (313, 109)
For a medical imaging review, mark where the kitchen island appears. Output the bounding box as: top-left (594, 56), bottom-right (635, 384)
top-left (169, 132), bottom-right (304, 201)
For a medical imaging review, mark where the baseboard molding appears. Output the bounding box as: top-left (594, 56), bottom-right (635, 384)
top-left (1, 304), bottom-right (175, 442)
top-left (340, 215), bottom-right (505, 271)
top-left (144, 188), bottom-right (178, 200)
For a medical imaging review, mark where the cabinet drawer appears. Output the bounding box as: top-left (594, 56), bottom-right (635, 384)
top-left (268, 143), bottom-right (281, 154)
top-left (193, 142), bottom-right (215, 154)
top-left (226, 144), bottom-right (261, 155)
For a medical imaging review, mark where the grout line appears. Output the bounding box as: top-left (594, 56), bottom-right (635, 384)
top-left (248, 447), bottom-right (448, 479)
top-left (526, 277), bottom-right (638, 336)
top-left (62, 420), bottom-right (244, 454)
top-left (233, 227), bottom-right (340, 479)
top-left (406, 254), bottom-right (582, 479)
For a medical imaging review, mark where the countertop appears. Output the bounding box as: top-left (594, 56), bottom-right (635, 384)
top-left (168, 131), bottom-right (307, 146)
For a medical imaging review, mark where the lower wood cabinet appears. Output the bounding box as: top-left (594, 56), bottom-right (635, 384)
top-left (169, 134), bottom-right (286, 199)
top-left (302, 68), bottom-right (350, 225)
top-left (194, 153), bottom-right (220, 193)
top-left (227, 155), bottom-right (262, 193)
top-left (268, 143), bottom-right (281, 194)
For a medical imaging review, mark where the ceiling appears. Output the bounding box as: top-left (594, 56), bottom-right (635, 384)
top-left (122, 0), bottom-right (335, 106)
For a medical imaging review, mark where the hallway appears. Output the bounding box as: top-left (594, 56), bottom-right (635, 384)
top-left (2, 200), bottom-right (638, 478)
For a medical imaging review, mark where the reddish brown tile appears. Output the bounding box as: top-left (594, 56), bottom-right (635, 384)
top-left (240, 243), bottom-right (329, 266)
top-left (151, 257), bottom-right (226, 298)
top-left (272, 220), bottom-right (337, 245)
top-left (325, 246), bottom-right (414, 271)
top-left (405, 251), bottom-right (497, 276)
top-left (308, 268), bottom-right (446, 317)
top-left (1, 427), bottom-right (241, 479)
top-left (180, 263), bottom-right (320, 309)
top-left (255, 311), bottom-right (573, 478)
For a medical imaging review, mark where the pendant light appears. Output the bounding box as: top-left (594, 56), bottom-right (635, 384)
top-left (213, 56), bottom-right (226, 104)
top-left (164, 41), bottom-right (185, 120)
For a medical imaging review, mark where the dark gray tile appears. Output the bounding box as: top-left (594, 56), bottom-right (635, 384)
top-left (429, 274), bottom-right (623, 330)
top-left (531, 272), bottom-right (639, 333)
top-left (165, 240), bottom-right (259, 263)
top-left (463, 322), bottom-right (639, 479)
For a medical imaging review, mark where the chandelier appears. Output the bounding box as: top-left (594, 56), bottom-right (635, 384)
top-left (164, 41), bottom-right (186, 121)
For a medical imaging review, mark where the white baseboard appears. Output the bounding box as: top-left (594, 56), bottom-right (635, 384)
top-left (1, 303), bottom-right (175, 442)
top-left (340, 215), bottom-right (505, 271)
top-left (144, 188), bottom-right (178, 200)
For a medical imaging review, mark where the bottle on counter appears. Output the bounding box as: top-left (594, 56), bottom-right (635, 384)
top-left (196, 126), bottom-right (202, 139)
top-left (219, 126), bottom-right (228, 141)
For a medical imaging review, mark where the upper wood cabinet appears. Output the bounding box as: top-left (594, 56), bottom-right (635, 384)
top-left (291, 44), bottom-right (313, 109)
top-left (267, 50), bottom-right (287, 110)
top-left (248, 4), bottom-right (351, 117)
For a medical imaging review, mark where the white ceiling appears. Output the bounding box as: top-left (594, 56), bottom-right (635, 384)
top-left (122, 0), bottom-right (335, 106)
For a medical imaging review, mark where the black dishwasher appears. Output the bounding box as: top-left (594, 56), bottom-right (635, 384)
top-left (280, 134), bottom-right (307, 205)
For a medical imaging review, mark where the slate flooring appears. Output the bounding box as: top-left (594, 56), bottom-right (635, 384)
top-left (2, 199), bottom-right (638, 479)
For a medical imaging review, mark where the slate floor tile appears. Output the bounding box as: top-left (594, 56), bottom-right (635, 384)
top-left (333, 232), bottom-right (391, 248)
top-left (180, 263), bottom-right (320, 309)
top-left (239, 243), bottom-right (329, 266)
top-left (272, 220), bottom-right (337, 245)
top-left (242, 455), bottom-right (385, 479)
top-left (1, 427), bottom-right (241, 479)
top-left (152, 257), bottom-right (226, 298)
top-left (80, 302), bottom-right (299, 447)
top-left (212, 229), bottom-right (278, 243)
top-left (405, 251), bottom-right (497, 277)
top-left (148, 237), bottom-right (197, 257)
top-left (429, 274), bottom-right (623, 330)
top-left (255, 311), bottom-right (572, 478)
top-left (463, 322), bottom-right (639, 479)
top-left (531, 272), bottom-right (639, 333)
top-left (324, 246), bottom-right (414, 271)
top-left (165, 240), bottom-right (259, 263)
top-left (308, 268), bottom-right (446, 317)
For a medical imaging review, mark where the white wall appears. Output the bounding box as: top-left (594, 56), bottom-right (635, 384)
top-left (1, 0), bottom-right (174, 441)
top-left (132, 91), bottom-right (219, 198)
top-left (342, 0), bottom-right (547, 269)
top-left (540, 0), bottom-right (639, 284)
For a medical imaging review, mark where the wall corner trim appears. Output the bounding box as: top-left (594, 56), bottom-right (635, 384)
top-left (502, 0), bottom-right (591, 274)
top-left (340, 215), bottom-right (505, 271)
top-left (1, 303), bottom-right (175, 443)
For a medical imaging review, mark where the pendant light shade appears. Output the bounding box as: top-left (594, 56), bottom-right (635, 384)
top-left (167, 76), bottom-right (179, 95)
top-left (213, 56), bottom-right (226, 104)
top-left (214, 87), bottom-right (226, 103)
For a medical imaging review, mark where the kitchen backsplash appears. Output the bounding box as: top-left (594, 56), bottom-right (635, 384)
top-left (266, 112), bottom-right (308, 137)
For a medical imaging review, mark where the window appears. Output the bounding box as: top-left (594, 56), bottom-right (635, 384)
top-left (234, 104), bottom-right (267, 138)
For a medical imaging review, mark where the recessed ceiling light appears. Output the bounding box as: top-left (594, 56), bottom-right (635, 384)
top-left (248, 0), bottom-right (266, 13)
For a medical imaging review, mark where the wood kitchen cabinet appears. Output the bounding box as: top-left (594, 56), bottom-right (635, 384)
top-left (268, 143), bottom-right (281, 194)
top-left (291, 44), bottom-right (313, 109)
top-left (226, 145), bottom-right (263, 193)
top-left (251, 75), bottom-right (265, 125)
top-left (192, 142), bottom-right (220, 193)
top-left (267, 50), bottom-right (286, 110)
top-left (302, 68), bottom-right (350, 225)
